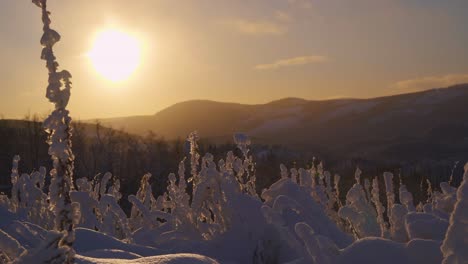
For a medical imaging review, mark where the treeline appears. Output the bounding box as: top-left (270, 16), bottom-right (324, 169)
top-left (0, 116), bottom-right (299, 206)
top-left (0, 116), bottom-right (463, 209)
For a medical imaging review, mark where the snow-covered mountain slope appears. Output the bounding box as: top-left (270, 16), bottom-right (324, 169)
top-left (100, 84), bottom-right (468, 159)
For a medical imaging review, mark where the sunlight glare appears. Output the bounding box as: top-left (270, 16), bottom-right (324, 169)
top-left (88, 29), bottom-right (141, 82)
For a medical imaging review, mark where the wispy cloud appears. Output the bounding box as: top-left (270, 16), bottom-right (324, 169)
top-left (275, 11), bottom-right (292, 22)
top-left (255, 55), bottom-right (329, 70)
top-left (393, 73), bottom-right (468, 92)
top-left (222, 19), bottom-right (287, 36)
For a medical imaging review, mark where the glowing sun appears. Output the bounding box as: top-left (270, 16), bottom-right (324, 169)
top-left (88, 29), bottom-right (141, 82)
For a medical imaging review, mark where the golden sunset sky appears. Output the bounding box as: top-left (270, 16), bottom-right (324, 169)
top-left (1, 0), bottom-right (468, 119)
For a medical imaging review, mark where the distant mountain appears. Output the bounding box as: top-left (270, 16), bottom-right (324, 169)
top-left (99, 84), bottom-right (468, 161)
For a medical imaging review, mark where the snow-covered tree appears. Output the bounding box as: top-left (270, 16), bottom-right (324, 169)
top-left (440, 163), bottom-right (468, 263)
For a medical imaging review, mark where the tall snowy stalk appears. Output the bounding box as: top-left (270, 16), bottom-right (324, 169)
top-left (371, 177), bottom-right (387, 237)
top-left (188, 131), bottom-right (200, 185)
top-left (10, 155), bottom-right (20, 212)
top-left (32, 0), bottom-right (76, 262)
top-left (383, 172), bottom-right (395, 218)
top-left (440, 163), bottom-right (468, 263)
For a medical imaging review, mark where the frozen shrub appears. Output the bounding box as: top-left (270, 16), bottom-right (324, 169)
top-left (99, 172), bottom-right (112, 199)
top-left (10, 155), bottom-right (20, 212)
top-left (128, 195), bottom-right (168, 230)
top-left (434, 182), bottom-right (457, 216)
top-left (363, 178), bottom-right (371, 204)
top-left (99, 194), bottom-right (132, 240)
top-left (399, 184), bottom-right (416, 212)
top-left (383, 172), bottom-right (409, 241)
top-left (383, 172), bottom-right (395, 218)
top-left (130, 173), bottom-right (156, 230)
top-left (295, 222), bottom-right (339, 264)
top-left (262, 177), bottom-right (353, 249)
top-left (25, 174), bottom-right (51, 227)
top-left (334, 174), bottom-right (342, 205)
top-left (290, 168), bottom-right (298, 184)
top-left (191, 153), bottom-right (226, 238)
top-left (338, 169), bottom-right (380, 238)
top-left (324, 171), bottom-right (336, 211)
top-left (440, 163), bottom-right (468, 263)
top-left (188, 131), bottom-right (201, 185)
top-left (232, 134), bottom-right (257, 197)
top-left (70, 187), bottom-right (100, 230)
top-left (233, 133), bottom-right (251, 158)
top-left (388, 204), bottom-right (408, 242)
top-left (166, 159), bottom-right (193, 231)
top-left (0, 195), bottom-right (10, 211)
top-left (71, 174), bottom-right (124, 235)
top-left (310, 164), bottom-right (328, 210)
top-left (298, 168), bottom-right (311, 187)
top-left (280, 164), bottom-right (288, 179)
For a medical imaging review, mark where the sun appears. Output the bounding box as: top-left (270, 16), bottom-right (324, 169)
top-left (88, 29), bottom-right (141, 82)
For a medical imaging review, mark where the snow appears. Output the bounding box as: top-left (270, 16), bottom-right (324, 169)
top-left (336, 238), bottom-right (442, 264)
top-left (74, 228), bottom-right (163, 257)
top-left (405, 212), bottom-right (448, 240)
top-left (249, 115), bottom-right (302, 135)
top-left (80, 249), bottom-right (142, 260)
top-left (414, 87), bottom-right (465, 105)
top-left (2, 134), bottom-right (467, 264)
top-left (246, 105), bottom-right (304, 135)
top-left (244, 106), bottom-right (303, 123)
top-left (319, 101), bottom-right (379, 122)
top-left (75, 253), bottom-right (220, 264)
top-left (2, 127), bottom-right (467, 263)
top-left (0, 229), bottom-right (24, 260)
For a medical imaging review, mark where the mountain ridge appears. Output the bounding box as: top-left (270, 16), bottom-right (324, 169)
top-left (100, 83), bottom-right (468, 120)
top-left (97, 83), bottom-right (468, 160)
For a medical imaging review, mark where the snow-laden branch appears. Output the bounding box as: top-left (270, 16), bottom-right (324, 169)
top-left (31, 0), bottom-right (76, 263)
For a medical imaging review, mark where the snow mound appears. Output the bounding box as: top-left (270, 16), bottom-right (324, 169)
top-left (74, 228), bottom-right (163, 257)
top-left (81, 249), bottom-right (142, 259)
top-left (75, 253), bottom-right (220, 264)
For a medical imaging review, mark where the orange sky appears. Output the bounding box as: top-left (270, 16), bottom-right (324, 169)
top-left (1, 0), bottom-right (468, 119)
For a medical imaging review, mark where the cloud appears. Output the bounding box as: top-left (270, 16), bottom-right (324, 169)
top-left (393, 73), bottom-right (468, 92)
top-left (255, 55), bottom-right (328, 70)
top-left (223, 19), bottom-right (287, 36)
top-left (275, 11), bottom-right (292, 22)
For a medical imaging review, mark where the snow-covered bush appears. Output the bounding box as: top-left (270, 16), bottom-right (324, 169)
top-left (1, 129), bottom-right (466, 263)
top-left (338, 168), bottom-right (381, 238)
top-left (440, 163), bottom-right (468, 264)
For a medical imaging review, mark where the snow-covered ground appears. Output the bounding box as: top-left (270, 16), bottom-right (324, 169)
top-left (0, 133), bottom-right (467, 263)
